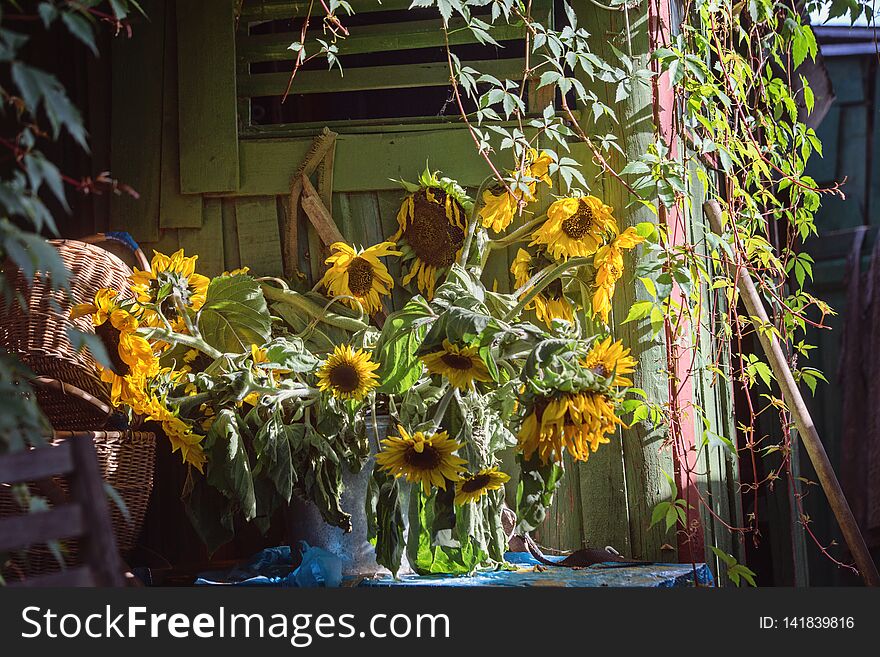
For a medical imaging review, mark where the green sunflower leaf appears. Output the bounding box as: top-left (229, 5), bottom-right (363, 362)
top-left (197, 274), bottom-right (271, 354)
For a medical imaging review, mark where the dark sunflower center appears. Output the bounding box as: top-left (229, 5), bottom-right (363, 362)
top-left (461, 473), bottom-right (492, 493)
top-left (561, 203), bottom-right (595, 239)
top-left (403, 444), bottom-right (442, 470)
top-left (440, 353), bottom-right (474, 371)
top-left (593, 364), bottom-right (610, 377)
top-left (347, 257), bottom-right (374, 297)
top-left (95, 322), bottom-right (128, 375)
top-left (405, 189), bottom-right (465, 268)
top-left (328, 363), bottom-right (362, 393)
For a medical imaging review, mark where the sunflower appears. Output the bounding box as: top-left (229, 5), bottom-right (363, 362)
top-left (71, 289), bottom-right (159, 405)
top-left (70, 288), bottom-right (134, 328)
top-left (316, 344), bottom-right (380, 401)
top-left (143, 396), bottom-right (206, 472)
top-left (479, 185), bottom-right (520, 233)
top-left (510, 248), bottom-right (574, 327)
top-left (518, 392), bottom-right (624, 464)
top-left (582, 337), bottom-right (636, 387)
top-left (392, 173), bottom-right (471, 298)
top-left (454, 467), bottom-right (510, 505)
top-left (591, 226), bottom-right (646, 323)
top-left (321, 241), bottom-right (400, 315)
top-left (525, 148), bottom-right (554, 187)
top-left (131, 249), bottom-right (210, 322)
top-left (375, 425), bottom-right (466, 495)
top-left (531, 196), bottom-right (618, 261)
top-left (420, 339), bottom-right (493, 390)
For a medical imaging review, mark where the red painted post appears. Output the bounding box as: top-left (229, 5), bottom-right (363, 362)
top-left (649, 0), bottom-right (706, 562)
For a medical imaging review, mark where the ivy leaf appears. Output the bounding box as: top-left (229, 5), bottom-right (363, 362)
top-left (61, 11), bottom-right (98, 56)
top-left (10, 63), bottom-right (87, 148)
top-left (197, 274), bottom-right (271, 354)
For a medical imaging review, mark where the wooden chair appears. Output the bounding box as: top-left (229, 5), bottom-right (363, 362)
top-left (0, 435), bottom-right (126, 586)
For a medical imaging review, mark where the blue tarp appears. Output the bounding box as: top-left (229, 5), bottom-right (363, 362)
top-left (195, 545), bottom-right (713, 588)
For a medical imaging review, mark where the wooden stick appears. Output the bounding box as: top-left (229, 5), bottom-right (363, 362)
top-left (301, 174), bottom-right (345, 246)
top-left (704, 199), bottom-right (880, 586)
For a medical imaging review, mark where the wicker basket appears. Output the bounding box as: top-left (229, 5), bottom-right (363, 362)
top-left (0, 237), bottom-right (144, 430)
top-left (0, 427), bottom-right (156, 578)
top-left (0, 234), bottom-right (156, 577)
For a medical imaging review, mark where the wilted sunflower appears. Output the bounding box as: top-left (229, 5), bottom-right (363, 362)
top-left (392, 172), bottom-right (471, 298)
top-left (131, 249), bottom-right (210, 323)
top-left (526, 149), bottom-right (554, 187)
top-left (70, 289), bottom-right (158, 406)
top-left (479, 185), bottom-right (520, 233)
top-left (582, 337), bottom-right (636, 388)
top-left (511, 248), bottom-right (574, 327)
top-left (478, 150), bottom-right (553, 234)
top-left (454, 467), bottom-right (510, 505)
top-left (421, 339), bottom-right (492, 390)
top-left (316, 344), bottom-right (380, 401)
top-left (143, 396), bottom-right (206, 472)
top-left (518, 391), bottom-right (624, 464)
top-left (591, 226), bottom-right (646, 323)
top-left (321, 241), bottom-right (400, 315)
top-left (375, 425), bottom-right (466, 495)
top-left (531, 196), bottom-right (618, 261)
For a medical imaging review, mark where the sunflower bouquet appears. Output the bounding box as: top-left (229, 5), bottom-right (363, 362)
top-left (71, 155), bottom-right (653, 574)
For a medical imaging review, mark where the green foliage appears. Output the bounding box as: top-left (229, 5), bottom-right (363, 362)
top-left (710, 547), bottom-right (758, 587)
top-left (0, 1), bottom-right (142, 456)
top-left (366, 465), bottom-right (406, 576)
top-left (515, 453), bottom-right (563, 533)
top-left (197, 274), bottom-right (272, 354)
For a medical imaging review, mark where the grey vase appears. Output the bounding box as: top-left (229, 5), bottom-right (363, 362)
top-left (286, 415), bottom-right (412, 576)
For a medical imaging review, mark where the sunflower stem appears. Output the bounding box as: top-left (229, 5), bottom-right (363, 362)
top-left (458, 176), bottom-right (495, 269)
top-left (140, 328), bottom-right (222, 360)
top-left (171, 293), bottom-right (201, 339)
top-left (431, 387), bottom-right (456, 430)
top-left (504, 256), bottom-right (593, 322)
top-left (488, 213), bottom-right (547, 249)
top-left (260, 284), bottom-right (371, 333)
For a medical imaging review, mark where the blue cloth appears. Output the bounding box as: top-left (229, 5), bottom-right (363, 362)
top-left (194, 547), bottom-right (712, 588)
top-left (194, 542), bottom-right (342, 587)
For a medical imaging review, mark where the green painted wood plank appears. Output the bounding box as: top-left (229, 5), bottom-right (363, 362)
top-left (239, 58), bottom-right (527, 97)
top-left (110, 0), bottom-right (165, 243)
top-left (238, 130), bottom-right (492, 194)
top-left (235, 196), bottom-right (284, 276)
top-left (178, 199), bottom-right (225, 277)
top-left (159, 0), bottom-right (203, 229)
top-left (177, 0), bottom-right (240, 193)
top-left (139, 229), bottom-right (181, 261)
top-left (537, 454), bottom-right (586, 550)
top-left (237, 17), bottom-right (525, 63)
top-left (221, 198), bottom-right (242, 271)
top-left (239, 0), bottom-right (413, 22)
top-left (375, 189), bottom-right (412, 311)
top-left (574, 1), bottom-right (674, 562)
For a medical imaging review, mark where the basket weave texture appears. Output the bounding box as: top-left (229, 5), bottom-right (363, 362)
top-left (0, 430), bottom-right (156, 577)
top-left (0, 239), bottom-right (134, 430)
